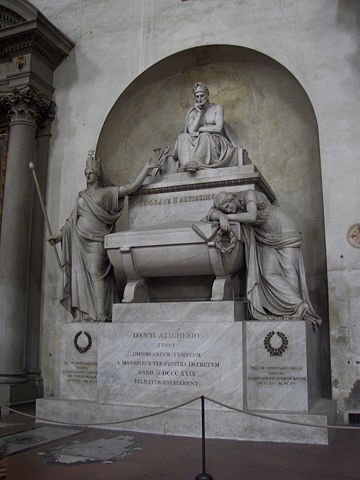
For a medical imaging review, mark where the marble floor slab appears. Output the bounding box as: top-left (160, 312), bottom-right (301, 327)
top-left (0, 425), bottom-right (81, 455)
top-left (40, 433), bottom-right (142, 465)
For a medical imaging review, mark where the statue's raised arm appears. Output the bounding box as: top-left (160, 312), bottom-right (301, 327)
top-left (48, 150), bottom-right (153, 322)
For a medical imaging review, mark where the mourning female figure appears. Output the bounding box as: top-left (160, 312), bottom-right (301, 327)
top-left (49, 151), bottom-right (153, 322)
top-left (207, 190), bottom-right (321, 328)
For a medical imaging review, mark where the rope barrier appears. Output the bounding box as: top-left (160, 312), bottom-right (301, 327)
top-left (0, 397), bottom-right (200, 428)
top-left (204, 396), bottom-right (360, 431)
top-left (1, 397), bottom-right (360, 432)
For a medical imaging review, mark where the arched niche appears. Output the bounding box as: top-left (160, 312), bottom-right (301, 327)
top-left (97, 45), bottom-right (326, 302)
top-left (96, 45), bottom-right (330, 394)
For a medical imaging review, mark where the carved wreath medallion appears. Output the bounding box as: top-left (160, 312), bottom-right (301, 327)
top-left (264, 331), bottom-right (288, 357)
top-left (74, 331), bottom-right (92, 354)
top-left (214, 228), bottom-right (237, 254)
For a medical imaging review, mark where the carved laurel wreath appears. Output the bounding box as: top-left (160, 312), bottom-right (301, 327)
top-left (214, 228), bottom-right (237, 254)
top-left (264, 331), bottom-right (288, 357)
top-left (74, 331), bottom-right (92, 354)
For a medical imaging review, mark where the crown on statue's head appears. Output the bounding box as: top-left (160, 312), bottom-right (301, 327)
top-left (85, 149), bottom-right (101, 176)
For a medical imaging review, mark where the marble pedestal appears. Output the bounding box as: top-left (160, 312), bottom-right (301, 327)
top-left (36, 303), bottom-right (333, 444)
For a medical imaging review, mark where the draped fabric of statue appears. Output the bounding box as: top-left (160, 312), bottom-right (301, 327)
top-left (174, 107), bottom-right (239, 169)
top-left (238, 193), bottom-right (320, 324)
top-left (60, 187), bottom-right (124, 322)
top-left (207, 190), bottom-right (321, 326)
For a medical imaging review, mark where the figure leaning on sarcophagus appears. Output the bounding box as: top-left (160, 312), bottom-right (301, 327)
top-left (48, 150), bottom-right (157, 322)
top-left (172, 82), bottom-right (243, 172)
top-left (204, 190), bottom-right (322, 328)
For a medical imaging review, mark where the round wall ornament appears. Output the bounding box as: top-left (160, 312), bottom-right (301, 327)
top-left (74, 331), bottom-right (92, 354)
top-left (347, 224), bottom-right (360, 248)
top-left (264, 331), bottom-right (288, 357)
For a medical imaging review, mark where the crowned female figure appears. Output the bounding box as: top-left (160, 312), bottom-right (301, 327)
top-left (49, 151), bottom-right (153, 322)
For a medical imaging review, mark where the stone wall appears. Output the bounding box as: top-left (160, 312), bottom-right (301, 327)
top-left (31, 0), bottom-right (360, 418)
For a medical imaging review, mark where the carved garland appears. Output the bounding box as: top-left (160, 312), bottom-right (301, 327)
top-left (74, 331), bottom-right (92, 354)
top-left (214, 228), bottom-right (237, 254)
top-left (263, 331), bottom-right (288, 357)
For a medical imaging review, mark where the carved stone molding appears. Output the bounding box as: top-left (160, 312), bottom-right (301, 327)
top-left (4, 87), bottom-right (54, 127)
top-left (0, 30), bottom-right (69, 69)
top-left (37, 100), bottom-right (56, 136)
top-left (0, 1), bottom-right (74, 70)
top-left (0, 6), bottom-right (25, 29)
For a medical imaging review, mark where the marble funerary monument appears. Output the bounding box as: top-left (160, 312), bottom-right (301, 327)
top-left (37, 83), bottom-right (334, 444)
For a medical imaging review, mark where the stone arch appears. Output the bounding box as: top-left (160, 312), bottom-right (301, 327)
top-left (0, 0), bottom-right (37, 25)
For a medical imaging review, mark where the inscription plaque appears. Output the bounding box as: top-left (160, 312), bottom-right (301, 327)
top-left (60, 324), bottom-right (98, 401)
top-left (246, 321), bottom-right (310, 412)
top-left (98, 321), bottom-right (243, 407)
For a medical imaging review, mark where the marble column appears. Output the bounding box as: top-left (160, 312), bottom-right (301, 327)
top-left (25, 107), bottom-right (54, 395)
top-left (0, 88), bottom-right (44, 389)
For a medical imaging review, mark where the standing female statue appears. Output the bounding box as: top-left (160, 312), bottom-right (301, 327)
top-left (49, 151), bottom-right (154, 322)
top-left (173, 82), bottom-right (241, 172)
top-left (206, 190), bottom-right (321, 328)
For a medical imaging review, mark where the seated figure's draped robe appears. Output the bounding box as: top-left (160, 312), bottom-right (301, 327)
top-left (174, 105), bottom-right (240, 169)
top-left (60, 187), bottom-right (124, 321)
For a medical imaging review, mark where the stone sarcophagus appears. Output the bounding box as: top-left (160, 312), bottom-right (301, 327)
top-left (105, 220), bottom-right (244, 303)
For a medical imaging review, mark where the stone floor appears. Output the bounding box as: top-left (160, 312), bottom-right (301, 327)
top-left (1, 405), bottom-right (360, 479)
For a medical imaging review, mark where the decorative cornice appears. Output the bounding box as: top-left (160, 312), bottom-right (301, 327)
top-left (0, 1), bottom-right (74, 70)
top-left (134, 174), bottom-right (276, 203)
top-left (0, 6), bottom-right (25, 28)
top-left (0, 28), bottom-right (70, 69)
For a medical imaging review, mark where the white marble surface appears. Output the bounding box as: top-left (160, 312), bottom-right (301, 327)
top-left (141, 165), bottom-right (256, 190)
top-left (97, 320), bottom-right (243, 408)
top-left (33, 0), bottom-right (360, 419)
top-left (112, 301), bottom-right (240, 323)
top-left (128, 180), bottom-right (256, 229)
top-left (36, 397), bottom-right (331, 445)
top-left (59, 323), bottom-right (98, 401)
top-left (245, 321), bottom-right (318, 412)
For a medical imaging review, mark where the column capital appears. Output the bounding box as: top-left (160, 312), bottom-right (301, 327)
top-left (3, 87), bottom-right (53, 127)
top-left (37, 100), bottom-right (56, 137)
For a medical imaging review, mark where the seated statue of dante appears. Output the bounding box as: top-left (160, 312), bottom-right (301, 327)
top-left (173, 82), bottom-right (242, 172)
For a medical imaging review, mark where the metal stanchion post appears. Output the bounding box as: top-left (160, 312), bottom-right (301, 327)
top-left (195, 396), bottom-right (214, 480)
